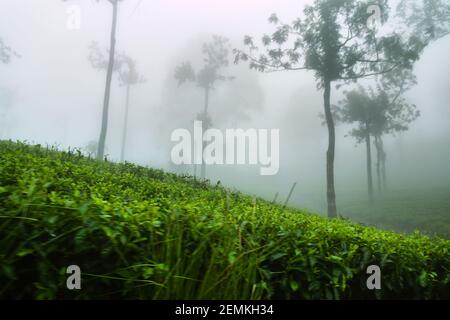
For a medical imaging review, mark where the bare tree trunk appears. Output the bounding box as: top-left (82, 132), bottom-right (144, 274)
top-left (323, 79), bottom-right (337, 218)
top-left (201, 87), bottom-right (210, 180)
top-left (120, 84), bottom-right (130, 162)
top-left (374, 135), bottom-right (382, 194)
top-left (365, 124), bottom-right (374, 203)
top-left (380, 137), bottom-right (387, 190)
top-left (204, 86), bottom-right (209, 114)
top-left (97, 0), bottom-right (118, 160)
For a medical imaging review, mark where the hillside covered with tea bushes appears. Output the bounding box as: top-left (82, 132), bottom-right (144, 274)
top-left (0, 141), bottom-right (449, 299)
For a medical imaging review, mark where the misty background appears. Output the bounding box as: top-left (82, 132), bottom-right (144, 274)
top-left (1, 0), bottom-right (449, 233)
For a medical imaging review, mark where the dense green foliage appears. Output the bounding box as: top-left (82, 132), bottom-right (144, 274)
top-left (0, 140), bottom-right (449, 299)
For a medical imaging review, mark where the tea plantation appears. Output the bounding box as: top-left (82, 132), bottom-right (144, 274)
top-left (0, 141), bottom-right (449, 299)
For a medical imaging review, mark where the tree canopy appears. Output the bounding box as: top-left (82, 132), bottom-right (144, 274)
top-left (175, 35), bottom-right (234, 90)
top-left (234, 0), bottom-right (424, 218)
top-left (0, 38), bottom-right (19, 64)
top-left (398, 0), bottom-right (450, 43)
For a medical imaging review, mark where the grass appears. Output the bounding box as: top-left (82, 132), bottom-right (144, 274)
top-left (339, 188), bottom-right (450, 239)
top-left (0, 140), bottom-right (449, 299)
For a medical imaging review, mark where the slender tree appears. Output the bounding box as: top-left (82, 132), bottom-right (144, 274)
top-left (335, 69), bottom-right (419, 196)
top-left (371, 69), bottom-right (420, 191)
top-left (175, 35), bottom-right (234, 179)
top-left (334, 87), bottom-right (379, 201)
top-left (234, 0), bottom-right (422, 217)
top-left (116, 53), bottom-right (145, 162)
top-left (96, 0), bottom-right (122, 161)
top-left (63, 0), bottom-right (123, 160)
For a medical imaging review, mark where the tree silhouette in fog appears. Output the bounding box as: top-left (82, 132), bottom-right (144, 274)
top-left (174, 35), bottom-right (234, 179)
top-left (334, 69), bottom-right (419, 198)
top-left (65, 0), bottom-right (124, 160)
top-left (116, 53), bottom-right (146, 162)
top-left (235, 0), bottom-right (423, 218)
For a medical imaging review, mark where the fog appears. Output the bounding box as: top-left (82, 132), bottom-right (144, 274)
top-left (1, 0), bottom-right (449, 233)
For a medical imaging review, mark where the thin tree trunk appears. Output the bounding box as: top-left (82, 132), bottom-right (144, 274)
top-left (200, 148), bottom-right (206, 179)
top-left (365, 124), bottom-right (374, 202)
top-left (201, 87), bottom-right (210, 179)
top-left (97, 0), bottom-right (118, 160)
top-left (380, 137), bottom-right (387, 190)
top-left (374, 135), bottom-right (382, 194)
top-left (204, 86), bottom-right (209, 114)
top-left (120, 84), bottom-right (130, 162)
top-left (323, 78), bottom-right (337, 218)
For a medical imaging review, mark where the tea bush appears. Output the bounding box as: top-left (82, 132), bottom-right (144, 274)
top-left (0, 140), bottom-right (449, 299)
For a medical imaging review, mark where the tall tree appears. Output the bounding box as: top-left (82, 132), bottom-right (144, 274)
top-left (116, 53), bottom-right (145, 162)
top-left (335, 69), bottom-right (419, 196)
top-left (334, 87), bottom-right (378, 201)
top-left (97, 0), bottom-right (122, 161)
top-left (63, 0), bottom-right (123, 160)
top-left (234, 0), bottom-right (422, 217)
top-left (371, 69), bottom-right (420, 191)
top-left (174, 35), bottom-right (234, 179)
